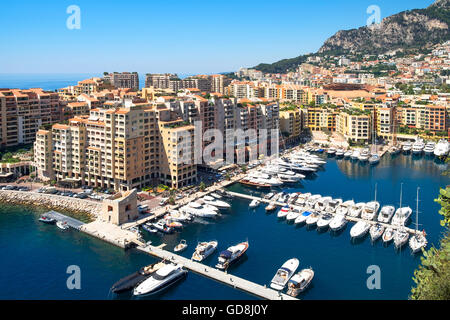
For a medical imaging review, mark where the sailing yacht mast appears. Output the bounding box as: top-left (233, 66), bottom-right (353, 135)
top-left (374, 183), bottom-right (377, 202)
top-left (415, 187), bottom-right (420, 234)
top-left (399, 183), bottom-right (403, 208)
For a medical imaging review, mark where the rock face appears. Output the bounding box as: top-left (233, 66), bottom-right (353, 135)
top-left (0, 190), bottom-right (101, 218)
top-left (319, 0), bottom-right (450, 55)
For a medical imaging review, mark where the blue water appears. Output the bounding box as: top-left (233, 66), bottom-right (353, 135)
top-left (0, 153), bottom-right (448, 300)
top-left (0, 73), bottom-right (194, 91)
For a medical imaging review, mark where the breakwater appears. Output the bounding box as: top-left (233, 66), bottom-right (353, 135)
top-left (0, 190), bottom-right (100, 219)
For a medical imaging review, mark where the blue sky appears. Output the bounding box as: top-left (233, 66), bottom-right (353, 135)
top-left (0, 0), bottom-right (435, 74)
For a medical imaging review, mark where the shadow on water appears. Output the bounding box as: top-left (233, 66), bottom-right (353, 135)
top-left (329, 226), bottom-right (347, 237)
top-left (350, 233), bottom-right (369, 246)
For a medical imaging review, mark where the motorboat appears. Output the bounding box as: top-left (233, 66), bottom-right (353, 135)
top-left (317, 213), bottom-right (333, 229)
top-left (287, 193), bottom-right (299, 204)
top-left (174, 239), bottom-right (188, 252)
top-left (382, 227), bottom-right (395, 243)
top-left (369, 223), bottom-right (385, 242)
top-left (361, 201), bottom-right (380, 221)
top-left (305, 194), bottom-right (321, 209)
top-left (305, 211), bottom-right (320, 226)
top-left (434, 139), bottom-right (449, 157)
top-left (164, 210), bottom-right (193, 223)
top-left (278, 173), bottom-right (303, 183)
top-left (423, 142), bottom-right (435, 155)
top-left (329, 214), bottom-right (348, 231)
top-left (249, 199), bottom-right (260, 208)
top-left (369, 154), bottom-right (380, 165)
top-left (286, 206), bottom-right (302, 222)
top-left (325, 199), bottom-right (343, 214)
top-left (348, 202), bottom-right (365, 218)
top-left (265, 202), bottom-right (277, 212)
top-left (111, 261), bottom-right (166, 294)
top-left (358, 149), bottom-right (370, 162)
top-left (377, 205), bottom-right (395, 223)
top-left (180, 202), bottom-right (218, 218)
top-left (402, 141), bottom-right (412, 153)
top-left (277, 206), bottom-right (291, 219)
top-left (192, 241), bottom-right (218, 262)
top-left (133, 263), bottom-right (187, 297)
top-left (393, 229), bottom-right (409, 249)
top-left (210, 193), bottom-right (222, 199)
top-left (327, 148), bottom-right (336, 156)
top-left (344, 150), bottom-right (353, 158)
top-left (335, 149), bottom-right (345, 157)
top-left (391, 207), bottom-right (412, 226)
top-left (216, 241), bottom-right (249, 270)
top-left (336, 200), bottom-right (355, 216)
top-left (287, 268), bottom-right (314, 297)
top-left (389, 146), bottom-right (400, 155)
top-left (56, 220), bottom-right (69, 230)
top-left (350, 221), bottom-right (370, 238)
top-left (202, 195), bottom-right (231, 209)
top-left (314, 196), bottom-right (332, 212)
top-left (151, 220), bottom-right (174, 234)
top-left (164, 219), bottom-right (183, 230)
top-left (295, 193), bottom-right (311, 206)
top-left (294, 211), bottom-right (313, 224)
top-left (270, 258), bottom-right (299, 291)
top-left (409, 187), bottom-right (427, 253)
top-left (412, 138), bottom-right (425, 154)
top-left (39, 215), bottom-right (56, 224)
top-left (142, 223), bottom-right (158, 233)
top-left (351, 150), bottom-right (360, 160)
top-left (264, 192), bottom-right (275, 200)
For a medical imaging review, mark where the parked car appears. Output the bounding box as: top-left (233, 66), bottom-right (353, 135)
top-left (159, 198), bottom-right (169, 206)
top-left (18, 186), bottom-right (30, 191)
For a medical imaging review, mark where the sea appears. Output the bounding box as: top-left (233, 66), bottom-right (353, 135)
top-left (0, 153), bottom-right (448, 300)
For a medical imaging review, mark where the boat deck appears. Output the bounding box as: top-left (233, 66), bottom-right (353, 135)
top-left (44, 211), bottom-right (85, 230)
top-left (134, 243), bottom-right (297, 300)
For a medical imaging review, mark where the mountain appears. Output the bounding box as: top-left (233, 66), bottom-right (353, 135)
top-left (253, 0), bottom-right (450, 73)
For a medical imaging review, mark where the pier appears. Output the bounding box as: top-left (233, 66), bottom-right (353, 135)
top-left (135, 243), bottom-right (297, 300)
top-left (44, 211), bottom-right (85, 230)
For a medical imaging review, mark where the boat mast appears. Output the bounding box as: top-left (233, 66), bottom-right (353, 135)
top-left (399, 182), bottom-right (403, 208)
top-left (415, 187), bottom-right (420, 234)
top-left (374, 183), bottom-right (377, 202)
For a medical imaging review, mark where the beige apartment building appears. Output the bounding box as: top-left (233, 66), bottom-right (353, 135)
top-left (336, 111), bottom-right (371, 143)
top-left (280, 108), bottom-right (303, 139)
top-left (0, 88), bottom-right (62, 148)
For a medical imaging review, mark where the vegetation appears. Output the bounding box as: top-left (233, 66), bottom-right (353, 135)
top-left (253, 54), bottom-right (313, 74)
top-left (199, 182), bottom-right (206, 192)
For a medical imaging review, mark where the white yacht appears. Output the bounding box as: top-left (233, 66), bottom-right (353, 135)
top-left (344, 150), bottom-right (353, 158)
top-left (335, 149), bottom-right (345, 157)
top-left (249, 199), bottom-right (260, 208)
top-left (329, 214), bottom-right (348, 231)
top-left (391, 207), bottom-right (412, 226)
top-left (393, 228), bottom-right (409, 249)
top-left (133, 263), bottom-right (187, 297)
top-left (164, 210), bottom-right (193, 223)
top-left (361, 201), bottom-right (380, 221)
top-left (336, 200), bottom-right (355, 216)
top-left (294, 210), bottom-right (313, 224)
top-left (305, 211), bottom-right (320, 226)
top-left (277, 206), bottom-right (290, 219)
top-left (402, 141), bottom-right (412, 153)
top-left (327, 148), bottom-right (337, 156)
top-left (434, 139), bottom-right (450, 157)
top-left (202, 195), bottom-right (231, 209)
top-left (325, 199), bottom-right (343, 214)
top-left (287, 268), bottom-right (314, 297)
top-left (179, 202), bottom-right (218, 218)
top-left (409, 187), bottom-right (428, 254)
top-left (305, 194), bottom-right (322, 209)
top-left (358, 148), bottom-right (370, 162)
top-left (192, 241), bottom-right (218, 262)
top-left (286, 206), bottom-right (302, 222)
top-left (351, 150), bottom-right (360, 160)
top-left (377, 205), bottom-right (395, 223)
top-left (350, 221), bottom-right (371, 238)
top-left (412, 138), bottom-right (425, 154)
top-left (295, 193), bottom-right (311, 206)
top-left (423, 142), bottom-right (435, 155)
top-left (216, 242), bottom-right (249, 270)
top-left (317, 213), bottom-right (333, 229)
top-left (314, 196), bottom-right (332, 212)
top-left (270, 258), bottom-right (300, 291)
top-left (389, 146), bottom-right (400, 155)
top-left (382, 227), bottom-right (395, 243)
top-left (347, 202), bottom-right (365, 218)
top-left (369, 223), bottom-right (385, 242)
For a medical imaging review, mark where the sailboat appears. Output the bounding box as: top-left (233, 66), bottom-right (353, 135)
top-left (409, 187), bottom-right (428, 254)
top-left (392, 183), bottom-right (412, 226)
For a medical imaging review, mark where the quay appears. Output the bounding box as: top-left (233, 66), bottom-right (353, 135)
top-left (44, 211), bottom-right (85, 230)
top-left (226, 191), bottom-right (424, 236)
top-left (135, 243), bottom-right (297, 300)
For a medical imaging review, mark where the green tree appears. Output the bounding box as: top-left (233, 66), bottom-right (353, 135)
top-left (199, 182), bottom-right (206, 192)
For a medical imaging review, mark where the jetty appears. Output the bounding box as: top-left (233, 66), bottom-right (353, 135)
top-left (44, 210), bottom-right (85, 230)
top-left (135, 243), bottom-right (297, 300)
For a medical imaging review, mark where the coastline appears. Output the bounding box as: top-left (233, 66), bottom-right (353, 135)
top-left (0, 190), bottom-right (98, 222)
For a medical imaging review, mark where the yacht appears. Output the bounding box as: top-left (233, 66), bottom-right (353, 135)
top-left (164, 219), bottom-right (183, 230)
top-left (347, 202), bottom-right (365, 218)
top-left (329, 213), bottom-right (348, 231)
top-left (265, 202), bottom-right (277, 212)
top-left (133, 263), bottom-right (187, 297)
top-left (314, 196), bottom-right (332, 212)
top-left (344, 150), bottom-right (353, 158)
top-left (192, 240), bottom-right (218, 262)
top-left (358, 148), bottom-right (370, 162)
top-left (412, 138), bottom-right (425, 154)
top-left (369, 154), bottom-right (380, 165)
top-left (111, 261), bottom-right (166, 294)
top-left (264, 192), bottom-right (275, 200)
top-left (305, 194), bottom-right (322, 209)
top-left (39, 215), bottom-right (56, 224)
top-left (423, 142), bottom-right (435, 155)
top-left (56, 220), bottom-right (69, 230)
top-left (434, 139), bottom-right (450, 157)
top-left (305, 211), bottom-right (320, 226)
top-left (327, 148), bottom-right (337, 156)
top-left (287, 268), bottom-right (314, 297)
top-left (164, 210), bottom-right (193, 223)
top-left (270, 258), bottom-right (299, 291)
top-left (350, 221), bottom-right (371, 238)
top-left (317, 213), bottom-right (333, 229)
top-left (409, 187), bottom-right (427, 254)
top-left (336, 200), bottom-right (355, 216)
top-left (210, 193), bottom-right (222, 199)
top-left (382, 227), bottom-right (395, 243)
top-left (369, 223), bottom-right (385, 242)
top-left (286, 206), bottom-right (303, 222)
top-left (389, 146), bottom-right (400, 155)
top-left (391, 207), bottom-right (412, 226)
top-left (151, 220), bottom-right (174, 234)
top-left (361, 201), bottom-right (380, 221)
top-left (249, 199), bottom-right (260, 208)
top-left (335, 149), bottom-right (345, 157)
top-left (295, 193), bottom-right (311, 206)
top-left (277, 206), bottom-right (291, 219)
top-left (202, 195), bottom-right (230, 209)
top-left (325, 199), bottom-right (343, 214)
top-left (216, 241), bottom-right (249, 270)
top-left (402, 141), bottom-right (412, 153)
top-left (393, 228), bottom-right (409, 249)
top-left (377, 205), bottom-right (395, 223)
top-left (351, 150), bottom-right (360, 160)
top-left (142, 223), bottom-right (158, 233)
top-left (294, 211), bottom-right (313, 224)
top-left (278, 173), bottom-right (303, 183)
top-left (179, 202), bottom-right (218, 218)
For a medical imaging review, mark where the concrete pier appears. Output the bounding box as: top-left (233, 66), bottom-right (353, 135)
top-left (44, 211), bottom-right (85, 230)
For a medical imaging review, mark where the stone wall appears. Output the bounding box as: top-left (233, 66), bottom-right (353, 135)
top-left (0, 190), bottom-right (101, 217)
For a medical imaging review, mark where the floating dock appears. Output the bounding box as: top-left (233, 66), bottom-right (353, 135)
top-left (44, 211), bottom-right (85, 230)
top-left (134, 243), bottom-right (297, 300)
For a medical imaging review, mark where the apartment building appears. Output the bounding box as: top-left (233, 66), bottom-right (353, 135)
top-left (396, 104), bottom-right (447, 133)
top-left (210, 74), bottom-right (231, 94)
top-left (145, 73), bottom-right (178, 89)
top-left (65, 102), bottom-right (90, 116)
top-left (376, 106), bottom-right (393, 139)
top-left (279, 107), bottom-right (303, 139)
top-left (306, 106), bottom-right (339, 132)
top-left (0, 88), bottom-right (62, 148)
top-left (336, 111), bottom-right (371, 143)
top-left (105, 72), bottom-right (139, 91)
